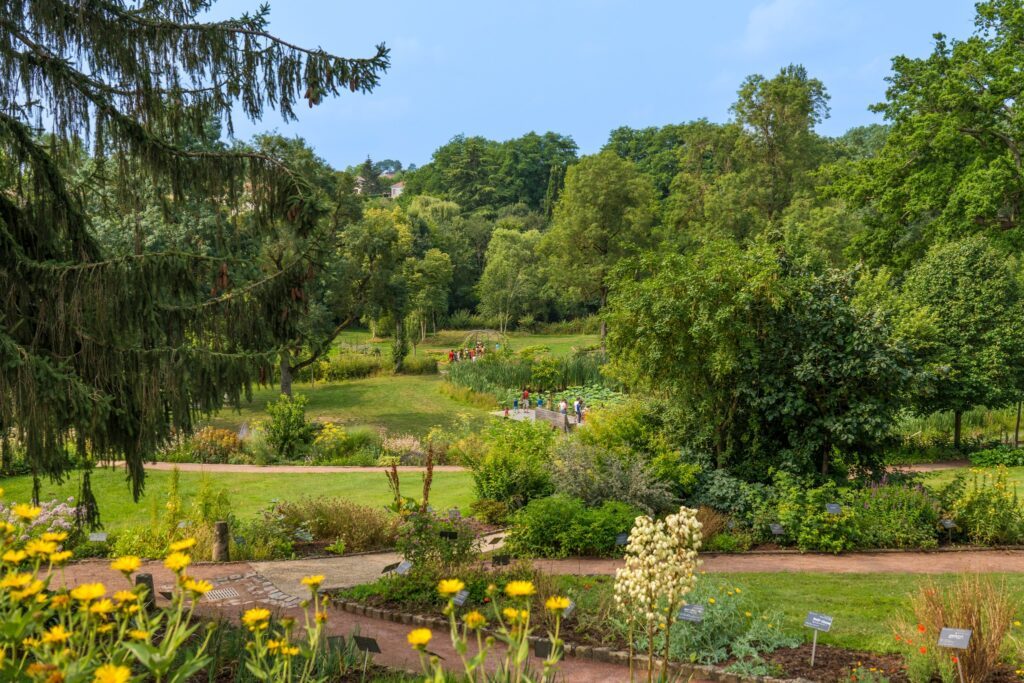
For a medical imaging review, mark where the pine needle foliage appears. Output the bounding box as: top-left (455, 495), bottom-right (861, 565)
top-left (0, 0), bottom-right (390, 512)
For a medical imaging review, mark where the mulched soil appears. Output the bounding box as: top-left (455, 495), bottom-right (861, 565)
top-left (763, 644), bottom-right (1021, 683)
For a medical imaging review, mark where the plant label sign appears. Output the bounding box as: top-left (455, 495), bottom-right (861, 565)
top-left (940, 518), bottom-right (957, 530)
top-left (677, 604), bottom-right (705, 623)
top-left (562, 600), bottom-right (576, 619)
top-left (88, 532), bottom-right (108, 543)
top-left (615, 532), bottom-right (629, 546)
top-left (488, 535), bottom-right (503, 546)
top-left (439, 530), bottom-right (458, 540)
top-left (381, 561), bottom-right (400, 575)
top-left (804, 612), bottom-right (833, 632)
top-left (825, 503), bottom-right (842, 515)
top-left (353, 635), bottom-right (381, 654)
top-left (453, 589), bottom-right (470, 607)
top-left (938, 627), bottom-right (972, 649)
top-left (395, 560), bottom-right (413, 576)
top-left (534, 639), bottom-right (553, 659)
top-left (492, 554), bottom-right (510, 566)
top-left (769, 523), bottom-right (785, 536)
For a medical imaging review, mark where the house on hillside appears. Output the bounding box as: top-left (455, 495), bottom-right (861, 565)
top-left (390, 181), bottom-right (405, 198)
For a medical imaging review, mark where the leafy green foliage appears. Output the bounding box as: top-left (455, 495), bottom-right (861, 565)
top-left (505, 495), bottom-right (641, 558)
top-left (272, 497), bottom-right (398, 552)
top-left (945, 468), bottom-right (1024, 544)
top-left (262, 394), bottom-right (319, 460)
top-left (969, 447), bottom-right (1024, 467)
top-left (462, 419), bottom-right (555, 511)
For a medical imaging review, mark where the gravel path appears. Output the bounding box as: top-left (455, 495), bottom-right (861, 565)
top-left (100, 461), bottom-right (466, 473)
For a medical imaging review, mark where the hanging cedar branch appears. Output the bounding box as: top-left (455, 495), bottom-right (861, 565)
top-left (0, 0), bottom-right (389, 512)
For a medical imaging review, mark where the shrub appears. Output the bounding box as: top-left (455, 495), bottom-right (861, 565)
top-left (968, 445), bottom-right (1024, 467)
top-left (550, 440), bottom-right (675, 514)
top-left (948, 468), bottom-right (1024, 544)
top-left (231, 513), bottom-right (294, 561)
top-left (310, 422), bottom-right (352, 460)
top-left (381, 433), bottom-right (423, 464)
top-left (325, 352), bottom-right (383, 380)
top-left (688, 469), bottom-right (765, 523)
top-left (185, 426), bottom-right (242, 464)
top-left (263, 393), bottom-right (319, 460)
top-left (395, 511), bottom-right (478, 577)
top-left (467, 498), bottom-right (510, 525)
top-left (893, 575), bottom-right (1015, 683)
top-left (273, 498), bottom-right (398, 552)
top-left (464, 419), bottom-right (555, 511)
top-left (505, 495), bottom-right (642, 558)
top-left (0, 497), bottom-right (77, 540)
top-left (772, 472), bottom-right (861, 553)
top-left (852, 482), bottom-right (940, 549)
top-left (703, 531), bottom-right (754, 552)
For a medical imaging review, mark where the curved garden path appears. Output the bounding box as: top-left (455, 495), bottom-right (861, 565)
top-left (102, 461), bottom-right (466, 473)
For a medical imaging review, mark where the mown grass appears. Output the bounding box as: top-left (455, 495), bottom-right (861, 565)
top-left (0, 468), bottom-right (476, 531)
top-left (921, 464), bottom-right (1024, 490)
top-left (553, 572), bottom-right (1024, 654)
top-left (206, 374), bottom-right (490, 435)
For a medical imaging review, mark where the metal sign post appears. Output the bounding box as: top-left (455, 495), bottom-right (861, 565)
top-left (803, 612), bottom-right (833, 667)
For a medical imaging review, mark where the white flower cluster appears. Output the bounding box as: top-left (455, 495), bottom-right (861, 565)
top-left (614, 506), bottom-right (703, 625)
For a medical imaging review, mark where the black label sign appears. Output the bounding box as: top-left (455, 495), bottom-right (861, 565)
top-left (677, 604), bottom-right (705, 623)
top-left (615, 532), bottom-right (629, 546)
top-left (353, 635), bottom-right (381, 653)
top-left (535, 639), bottom-right (553, 659)
top-left (825, 503), bottom-right (842, 515)
top-left (938, 627), bottom-right (972, 649)
top-left (804, 611), bottom-right (833, 632)
top-left (492, 554), bottom-right (510, 566)
top-left (439, 530), bottom-right (458, 540)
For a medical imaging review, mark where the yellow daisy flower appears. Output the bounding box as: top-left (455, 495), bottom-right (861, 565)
top-left (437, 578), bottom-right (465, 596)
top-left (504, 581), bottom-right (536, 598)
top-left (407, 628), bottom-right (432, 649)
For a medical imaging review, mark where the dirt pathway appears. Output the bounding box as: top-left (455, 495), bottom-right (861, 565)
top-left (100, 461), bottom-right (466, 474)
top-left (890, 460), bottom-right (970, 473)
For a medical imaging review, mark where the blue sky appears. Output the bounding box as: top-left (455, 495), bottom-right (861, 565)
top-left (209, 0), bottom-right (977, 169)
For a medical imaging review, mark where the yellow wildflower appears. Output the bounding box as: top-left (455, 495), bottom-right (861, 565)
top-left (169, 538), bottom-right (197, 552)
top-left (128, 629), bottom-right (150, 641)
top-left (11, 504), bottom-right (42, 521)
top-left (70, 582), bottom-right (106, 602)
top-left (301, 574), bottom-right (325, 589)
top-left (242, 607), bottom-right (271, 631)
top-left (545, 596), bottom-right (571, 612)
top-left (184, 579), bottom-right (213, 595)
top-left (437, 578), bottom-right (465, 596)
top-left (113, 590), bottom-right (137, 603)
top-left (315, 610), bottom-right (328, 624)
top-left (41, 532), bottom-right (68, 543)
top-left (163, 552), bottom-right (190, 573)
top-left (50, 594), bottom-right (69, 609)
top-left (89, 598), bottom-right (115, 614)
top-left (93, 663), bottom-right (131, 683)
top-left (504, 581), bottom-right (536, 598)
top-left (708, 598), bottom-right (716, 605)
top-left (24, 540), bottom-right (57, 557)
top-left (0, 572), bottom-right (33, 589)
top-left (407, 628), bottom-right (432, 649)
top-left (110, 556), bottom-right (142, 575)
top-left (2, 549), bottom-right (26, 564)
top-left (279, 645), bottom-right (300, 656)
top-left (42, 625), bottom-right (72, 644)
top-left (12, 579), bottom-right (45, 600)
top-left (49, 550), bottom-right (73, 564)
top-left (464, 610), bottom-right (487, 629)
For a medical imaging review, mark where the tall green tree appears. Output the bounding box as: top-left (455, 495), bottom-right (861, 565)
top-left (541, 152), bottom-right (657, 340)
top-left (901, 235), bottom-right (1024, 448)
top-left (409, 248), bottom-right (454, 340)
top-left (839, 1), bottom-right (1024, 268)
top-left (476, 229), bottom-right (542, 334)
top-left (0, 0), bottom-right (388, 503)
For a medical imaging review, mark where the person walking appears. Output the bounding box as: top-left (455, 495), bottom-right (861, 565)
top-left (559, 399), bottom-right (568, 415)
top-left (522, 387), bottom-right (530, 409)
top-left (574, 397), bottom-right (583, 423)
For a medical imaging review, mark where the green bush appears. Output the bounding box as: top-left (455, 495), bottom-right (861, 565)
top-left (689, 469), bottom-right (766, 524)
top-left (969, 446), bottom-right (1024, 467)
top-left (467, 498), bottom-right (510, 525)
top-left (772, 473), bottom-right (861, 553)
top-left (395, 511), bottom-right (479, 577)
top-left (464, 419), bottom-right (555, 511)
top-left (550, 440), bottom-right (675, 514)
top-left (704, 531), bottom-right (754, 553)
top-left (947, 468), bottom-right (1024, 544)
top-left (262, 393), bottom-right (319, 460)
top-left (852, 482), bottom-right (939, 549)
top-left (505, 495), bottom-right (641, 558)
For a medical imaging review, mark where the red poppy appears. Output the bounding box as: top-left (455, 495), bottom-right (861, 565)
top-left (894, 635), bottom-right (901, 642)
top-left (919, 647), bottom-right (927, 654)
top-left (917, 624), bottom-right (926, 633)
top-left (951, 656), bottom-right (959, 664)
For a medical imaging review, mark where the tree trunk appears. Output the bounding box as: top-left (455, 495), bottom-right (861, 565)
top-left (420, 317), bottom-right (427, 343)
top-left (820, 448), bottom-right (830, 477)
top-left (1015, 401), bottom-right (1021, 447)
top-left (954, 410), bottom-right (963, 451)
top-left (279, 351), bottom-right (293, 397)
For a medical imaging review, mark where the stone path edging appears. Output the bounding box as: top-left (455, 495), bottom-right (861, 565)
top-left (330, 597), bottom-right (813, 683)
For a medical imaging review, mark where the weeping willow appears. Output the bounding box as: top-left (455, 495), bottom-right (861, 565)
top-left (0, 0), bottom-right (389, 519)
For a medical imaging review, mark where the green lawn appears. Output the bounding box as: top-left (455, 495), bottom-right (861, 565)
top-left (921, 464), bottom-right (1024, 489)
top-left (0, 468), bottom-right (475, 531)
top-left (557, 572), bottom-right (1024, 654)
top-left (206, 374), bottom-right (490, 435)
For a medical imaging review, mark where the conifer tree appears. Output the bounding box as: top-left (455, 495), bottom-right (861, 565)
top-left (0, 0), bottom-right (389, 515)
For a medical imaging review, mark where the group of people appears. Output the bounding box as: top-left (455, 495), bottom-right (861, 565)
top-left (509, 387), bottom-right (587, 423)
top-left (447, 342), bottom-right (489, 363)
